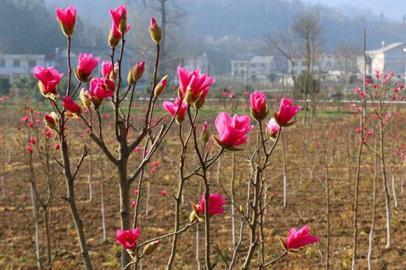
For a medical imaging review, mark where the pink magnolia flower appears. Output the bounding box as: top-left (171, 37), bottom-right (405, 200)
top-left (160, 190), bottom-right (167, 196)
top-left (133, 189), bottom-right (139, 195)
top-left (215, 112), bottom-right (252, 148)
top-left (62, 96), bottom-right (82, 114)
top-left (266, 118), bottom-right (280, 137)
top-left (110, 23), bottom-right (122, 41)
top-left (26, 144), bottom-right (33, 154)
top-left (29, 137), bottom-right (36, 145)
top-left (354, 87), bottom-right (366, 99)
top-left (275, 98), bottom-right (300, 127)
top-left (250, 91), bottom-right (267, 120)
top-left (89, 77), bottom-right (115, 100)
top-left (54, 143), bottom-right (61, 150)
top-left (44, 129), bottom-right (52, 138)
top-left (285, 225), bottom-right (319, 250)
top-left (195, 193), bottom-right (225, 216)
top-left (33, 66), bottom-right (64, 97)
top-left (110, 5), bottom-right (130, 34)
top-left (228, 90), bottom-right (236, 99)
top-left (131, 200), bottom-right (137, 208)
top-left (101, 61), bottom-right (113, 78)
top-left (177, 67), bottom-right (215, 103)
top-left (162, 97), bottom-right (188, 122)
top-left (20, 115), bottom-right (30, 122)
top-left (152, 161), bottom-right (159, 168)
top-left (76, 53), bottom-right (99, 82)
top-left (116, 227), bottom-right (141, 249)
top-left (55, 6), bottom-right (77, 36)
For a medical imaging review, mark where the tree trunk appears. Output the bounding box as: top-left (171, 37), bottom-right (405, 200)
top-left (118, 161), bottom-right (131, 269)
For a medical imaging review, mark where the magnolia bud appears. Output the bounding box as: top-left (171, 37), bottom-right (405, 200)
top-left (119, 18), bottom-right (127, 35)
top-left (201, 121), bottom-right (209, 144)
top-left (75, 69), bottom-right (89, 83)
top-left (90, 96), bottom-right (103, 110)
top-left (127, 61), bottom-right (145, 85)
top-left (154, 75), bottom-right (168, 97)
top-left (251, 109), bottom-right (268, 122)
top-left (149, 17), bottom-right (161, 44)
top-left (184, 88), bottom-right (194, 105)
top-left (109, 63), bottom-right (119, 81)
top-left (44, 112), bottom-right (59, 130)
top-left (193, 95), bottom-right (206, 110)
top-left (127, 71), bottom-right (135, 85)
top-left (79, 88), bottom-right (92, 109)
top-left (108, 31), bottom-right (120, 49)
top-left (143, 241), bottom-right (160, 256)
top-left (37, 81), bottom-right (46, 96)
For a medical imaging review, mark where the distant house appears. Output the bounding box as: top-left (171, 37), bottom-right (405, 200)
top-left (0, 54), bottom-right (46, 82)
top-left (231, 60), bottom-right (249, 78)
top-left (184, 53), bottom-right (209, 74)
top-left (231, 55), bottom-right (281, 84)
top-left (46, 47), bottom-right (77, 72)
top-left (364, 42), bottom-right (405, 75)
top-left (288, 54), bottom-right (338, 74)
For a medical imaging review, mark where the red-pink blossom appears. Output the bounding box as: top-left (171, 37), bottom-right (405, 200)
top-left (160, 190), bottom-right (167, 196)
top-left (162, 97), bottom-right (188, 122)
top-left (196, 193), bottom-right (225, 216)
top-left (55, 6), bottom-right (76, 36)
top-left (354, 87), bottom-right (366, 99)
top-left (116, 227), bottom-right (140, 249)
top-left (101, 61), bottom-right (113, 78)
top-left (89, 77), bottom-right (115, 100)
top-left (20, 115), bottom-right (30, 122)
top-left (76, 53), bottom-right (99, 82)
top-left (266, 118), bottom-right (280, 137)
top-left (44, 129), bottom-right (52, 138)
top-left (33, 66), bottom-right (64, 97)
top-left (177, 66), bottom-right (215, 102)
top-left (215, 112), bottom-right (252, 148)
top-left (131, 200), bottom-right (137, 208)
top-left (152, 161), bottom-right (159, 168)
top-left (54, 143), bottom-right (61, 150)
top-left (62, 96), bottom-right (82, 114)
top-left (29, 137), bottom-right (36, 145)
top-left (26, 144), bottom-right (33, 154)
top-left (250, 91), bottom-right (267, 120)
top-left (285, 225), bottom-right (319, 250)
top-left (110, 5), bottom-right (131, 34)
top-left (275, 98), bottom-right (300, 126)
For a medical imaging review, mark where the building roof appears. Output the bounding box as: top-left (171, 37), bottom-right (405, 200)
top-left (250, 56), bottom-right (274, 63)
top-left (368, 42), bottom-right (404, 54)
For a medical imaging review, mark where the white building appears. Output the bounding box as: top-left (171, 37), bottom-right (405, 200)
top-left (184, 53), bottom-right (209, 74)
top-left (231, 60), bottom-right (249, 78)
top-left (0, 54), bottom-right (46, 82)
top-left (364, 42), bottom-right (405, 75)
top-left (288, 54), bottom-right (338, 74)
top-left (231, 55), bottom-right (280, 84)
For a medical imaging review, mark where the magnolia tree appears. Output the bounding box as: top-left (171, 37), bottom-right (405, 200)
top-left (32, 4), bottom-right (319, 269)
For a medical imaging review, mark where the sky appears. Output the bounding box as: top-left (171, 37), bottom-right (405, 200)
top-left (305, 0), bottom-right (406, 20)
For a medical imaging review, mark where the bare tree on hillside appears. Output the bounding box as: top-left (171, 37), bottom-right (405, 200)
top-left (292, 9), bottom-right (322, 124)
